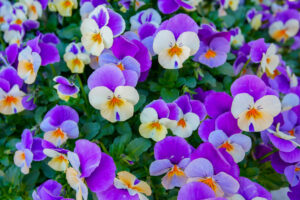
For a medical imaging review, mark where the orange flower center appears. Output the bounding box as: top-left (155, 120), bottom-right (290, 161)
top-left (3, 96), bottom-right (18, 106)
top-left (273, 29), bottom-right (288, 41)
top-left (220, 141), bottom-right (234, 151)
top-left (53, 128), bottom-right (65, 139)
top-left (246, 108), bottom-right (261, 120)
top-left (167, 165), bottom-right (185, 177)
top-left (288, 129), bottom-right (295, 136)
top-left (0, 16), bottom-right (5, 23)
top-left (177, 118), bottom-right (186, 128)
top-left (72, 58), bottom-right (82, 66)
top-left (116, 63), bottom-right (125, 71)
top-left (92, 33), bottom-right (102, 44)
top-left (30, 5), bottom-right (37, 14)
top-left (204, 49), bottom-right (216, 59)
top-left (21, 152), bottom-right (26, 160)
top-left (200, 177), bottom-right (217, 192)
top-left (108, 97), bottom-right (124, 108)
top-left (168, 44), bottom-right (182, 57)
top-left (63, 0), bottom-right (73, 7)
top-left (15, 19), bottom-right (22, 25)
top-left (266, 58), bottom-right (271, 64)
top-left (150, 122), bottom-right (162, 130)
top-left (295, 167), bottom-right (300, 172)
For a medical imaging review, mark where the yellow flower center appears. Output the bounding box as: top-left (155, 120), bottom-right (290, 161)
top-left (92, 33), bottom-right (102, 44)
top-left (108, 97), bottom-right (124, 109)
top-left (168, 44), bottom-right (182, 57)
top-left (200, 177), bottom-right (217, 192)
top-left (53, 128), bottom-right (65, 139)
top-left (220, 141), bottom-right (234, 151)
top-left (204, 49), bottom-right (217, 59)
top-left (273, 29), bottom-right (289, 41)
top-left (116, 63), bottom-right (125, 71)
top-left (63, 0), bottom-right (73, 8)
top-left (3, 96), bottom-right (18, 106)
top-left (15, 19), bottom-right (22, 25)
top-left (246, 108), bottom-right (261, 120)
top-left (72, 58), bottom-right (82, 66)
top-left (150, 122), bottom-right (162, 130)
top-left (30, 5), bottom-right (37, 14)
top-left (295, 167), bottom-right (300, 172)
top-left (167, 165), bottom-right (185, 177)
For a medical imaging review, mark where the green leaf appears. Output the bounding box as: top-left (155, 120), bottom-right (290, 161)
top-left (125, 138), bottom-right (151, 160)
top-left (98, 122), bottom-right (115, 138)
top-left (222, 14), bottom-right (236, 28)
top-left (216, 62), bottom-right (235, 76)
top-left (160, 88), bottom-right (179, 102)
top-left (116, 122), bottom-right (132, 135)
top-left (34, 107), bottom-right (47, 123)
top-left (109, 132), bottom-right (132, 158)
top-left (22, 169), bottom-right (40, 190)
top-left (185, 77), bottom-right (197, 88)
top-left (82, 122), bottom-right (101, 140)
top-left (57, 24), bottom-right (81, 40)
top-left (163, 70), bottom-right (178, 83)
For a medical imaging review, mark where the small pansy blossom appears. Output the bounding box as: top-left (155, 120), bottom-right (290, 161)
top-left (88, 65), bottom-right (139, 123)
top-left (64, 42), bottom-right (90, 73)
top-left (284, 162), bottom-right (300, 187)
top-left (3, 24), bottom-right (24, 46)
top-left (139, 100), bottom-right (171, 141)
top-left (177, 182), bottom-right (217, 200)
top-left (14, 129), bottom-right (46, 174)
top-left (0, 67), bottom-right (25, 115)
top-left (17, 46), bottom-right (41, 84)
top-left (246, 8), bottom-right (262, 31)
top-left (231, 93), bottom-right (281, 132)
top-left (53, 0), bottom-right (78, 17)
top-left (32, 180), bottom-right (68, 200)
top-left (185, 158), bottom-right (240, 197)
top-left (153, 14), bottom-right (200, 69)
top-left (40, 105), bottom-right (79, 146)
top-left (81, 5), bottom-right (125, 56)
top-left (20, 0), bottom-right (42, 20)
top-left (53, 76), bottom-right (79, 102)
top-left (157, 0), bottom-right (201, 14)
top-left (269, 19), bottom-right (299, 42)
top-left (260, 44), bottom-right (280, 78)
top-left (11, 3), bottom-right (27, 25)
top-left (230, 27), bottom-right (244, 48)
top-left (208, 130), bottom-right (252, 163)
top-left (129, 8), bottom-right (161, 31)
top-left (169, 95), bottom-right (206, 138)
top-left (220, 0), bottom-right (240, 11)
top-left (149, 136), bottom-right (191, 189)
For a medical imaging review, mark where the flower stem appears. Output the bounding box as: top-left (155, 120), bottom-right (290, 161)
top-left (50, 64), bottom-right (57, 76)
top-left (238, 57), bottom-right (251, 77)
top-left (258, 149), bottom-right (278, 162)
top-left (76, 74), bottom-right (90, 117)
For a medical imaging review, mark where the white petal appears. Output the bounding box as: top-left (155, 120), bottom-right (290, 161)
top-left (285, 19), bottom-right (299, 37)
top-left (88, 86), bottom-right (113, 110)
top-left (140, 107), bottom-right (158, 123)
top-left (228, 143), bottom-right (245, 163)
top-left (269, 21), bottom-right (283, 36)
top-left (254, 95), bottom-right (281, 116)
top-left (184, 112), bottom-right (200, 130)
top-left (43, 149), bottom-right (60, 158)
top-left (231, 93), bottom-right (254, 118)
top-left (266, 44), bottom-right (277, 56)
top-left (282, 93), bottom-right (299, 110)
top-left (177, 32), bottom-right (200, 55)
top-left (153, 30), bottom-right (175, 54)
top-left (114, 86), bottom-right (139, 105)
top-left (100, 26), bottom-right (113, 48)
top-left (80, 18), bottom-right (100, 35)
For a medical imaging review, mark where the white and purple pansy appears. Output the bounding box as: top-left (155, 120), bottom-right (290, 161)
top-left (53, 76), bottom-right (79, 102)
top-left (40, 105), bottom-right (79, 146)
top-left (130, 8), bottom-right (161, 31)
top-left (20, 0), bottom-right (42, 20)
top-left (153, 14), bottom-right (199, 69)
top-left (88, 65), bottom-right (139, 123)
top-left (64, 42), bottom-right (90, 73)
top-left (81, 5), bottom-right (125, 56)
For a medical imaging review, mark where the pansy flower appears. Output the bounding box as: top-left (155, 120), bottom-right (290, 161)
top-left (193, 24), bottom-right (231, 68)
top-left (0, 1), bottom-right (13, 30)
top-left (208, 130), bottom-right (252, 163)
top-left (53, 0), bottom-right (78, 17)
top-left (32, 180), bottom-right (69, 200)
top-left (220, 0), bottom-right (240, 11)
top-left (14, 129), bottom-right (46, 174)
top-left (284, 162), bottom-right (300, 187)
top-left (288, 183), bottom-right (300, 200)
top-left (231, 75), bottom-right (281, 132)
top-left (81, 5), bottom-right (125, 56)
top-left (139, 99), bottom-right (171, 141)
top-left (40, 105), bottom-right (79, 146)
top-left (129, 8), bottom-right (161, 31)
top-left (230, 27), bottom-right (244, 48)
top-left (97, 171), bottom-right (151, 200)
top-left (17, 46), bottom-right (41, 84)
top-left (119, 0), bottom-right (145, 11)
top-left (169, 95), bottom-right (206, 138)
top-left (3, 24), bottom-right (24, 46)
top-left (185, 157), bottom-right (240, 197)
top-left (11, 3), bottom-right (27, 25)
top-left (157, 0), bottom-right (201, 14)
top-left (269, 9), bottom-right (300, 42)
top-left (53, 76), bottom-right (79, 102)
top-left (178, 182), bottom-right (219, 200)
top-left (0, 67), bottom-right (25, 115)
top-left (260, 44), bottom-right (280, 78)
top-left (42, 140), bottom-right (69, 172)
top-left (153, 14), bottom-right (199, 69)
top-left (88, 65), bottom-right (139, 122)
top-left (20, 0), bottom-right (42, 20)
top-left (149, 136), bottom-right (191, 189)
top-left (63, 42), bottom-right (90, 73)
top-left (66, 139), bottom-right (116, 199)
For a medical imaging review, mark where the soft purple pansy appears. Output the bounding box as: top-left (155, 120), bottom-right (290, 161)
top-left (184, 157), bottom-right (240, 197)
top-left (150, 136), bottom-right (191, 189)
top-left (157, 0), bottom-right (198, 14)
top-left (80, 0), bottom-right (108, 7)
top-left (237, 177), bottom-right (272, 200)
top-left (288, 182), bottom-right (300, 200)
top-left (22, 95), bottom-right (36, 110)
top-left (208, 130), bottom-right (252, 163)
top-left (96, 184), bottom-right (139, 200)
top-left (130, 8), bottom-right (161, 31)
top-left (53, 76), bottom-right (79, 102)
top-left (248, 38), bottom-right (268, 63)
top-left (14, 129), bottom-right (46, 174)
top-left (177, 182), bottom-right (217, 200)
top-left (32, 180), bottom-right (68, 200)
top-left (40, 105), bottom-right (79, 146)
top-left (204, 92), bottom-right (232, 118)
top-left (5, 44), bottom-right (19, 65)
top-left (284, 162), bottom-right (300, 186)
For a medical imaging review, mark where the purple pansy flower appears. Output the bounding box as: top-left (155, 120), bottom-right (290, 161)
top-left (139, 99), bottom-right (172, 141)
top-left (32, 179), bottom-right (69, 200)
top-left (177, 182), bottom-right (222, 200)
top-left (149, 136), bottom-right (192, 189)
top-left (14, 129), bottom-right (46, 174)
top-left (88, 65), bottom-right (139, 122)
top-left (80, 5), bottom-right (125, 56)
top-left (208, 130), bottom-right (252, 163)
top-left (284, 162), bottom-right (300, 187)
top-left (66, 139), bottom-right (116, 199)
top-left (153, 14), bottom-right (199, 69)
top-left (130, 8), bottom-right (161, 31)
top-left (193, 24), bottom-right (231, 68)
top-left (231, 75), bottom-right (281, 132)
top-left (169, 95), bottom-right (206, 138)
top-left (3, 24), bottom-right (24, 47)
top-left (288, 182), bottom-right (300, 200)
top-left (157, 0), bottom-right (200, 14)
top-left (40, 105), bottom-right (79, 146)
top-left (53, 76), bottom-right (79, 102)
top-left (184, 157), bottom-right (240, 197)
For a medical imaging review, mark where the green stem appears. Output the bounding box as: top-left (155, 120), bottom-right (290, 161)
top-left (76, 74), bottom-right (90, 117)
top-left (50, 64), bottom-right (57, 76)
top-left (98, 141), bottom-right (109, 154)
top-left (258, 149), bottom-right (278, 161)
top-left (238, 57), bottom-right (251, 77)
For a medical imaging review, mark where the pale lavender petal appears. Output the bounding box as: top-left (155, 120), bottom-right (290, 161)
top-left (149, 159), bottom-right (173, 176)
top-left (60, 120), bottom-right (79, 139)
top-left (178, 182), bottom-right (215, 200)
top-left (214, 172), bottom-right (239, 195)
top-left (184, 158), bottom-right (214, 178)
top-left (32, 138), bottom-right (46, 161)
